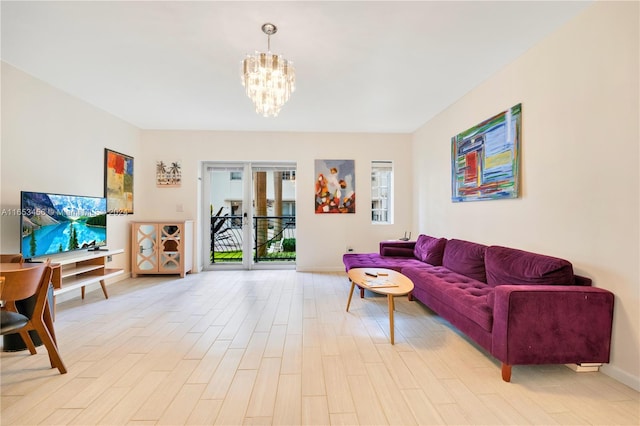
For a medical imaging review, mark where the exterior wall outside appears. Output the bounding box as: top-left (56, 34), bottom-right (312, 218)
top-left (209, 170), bottom-right (297, 216)
top-left (412, 1), bottom-right (639, 390)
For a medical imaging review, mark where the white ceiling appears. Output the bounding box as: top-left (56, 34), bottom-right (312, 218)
top-left (1, 1), bottom-right (592, 133)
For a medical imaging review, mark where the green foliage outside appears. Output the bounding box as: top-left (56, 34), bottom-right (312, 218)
top-left (212, 249), bottom-right (296, 261)
top-left (283, 238), bottom-right (296, 252)
top-left (213, 250), bottom-right (242, 262)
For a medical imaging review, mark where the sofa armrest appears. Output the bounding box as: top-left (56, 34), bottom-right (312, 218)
top-left (379, 240), bottom-right (416, 257)
top-left (491, 285), bottom-right (614, 366)
top-left (574, 274), bottom-right (592, 286)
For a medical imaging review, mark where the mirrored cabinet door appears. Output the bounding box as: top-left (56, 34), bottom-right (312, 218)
top-left (135, 224), bottom-right (158, 272)
top-left (131, 221), bottom-right (192, 278)
top-left (160, 224), bottom-right (181, 272)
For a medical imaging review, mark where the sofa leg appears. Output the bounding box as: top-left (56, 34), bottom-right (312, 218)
top-left (359, 286), bottom-right (365, 298)
top-left (408, 292), bottom-right (414, 301)
top-left (501, 363), bottom-right (512, 382)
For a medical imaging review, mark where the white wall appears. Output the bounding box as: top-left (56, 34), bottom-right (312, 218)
top-left (412, 1), bottom-right (639, 390)
top-left (0, 62), bottom-right (141, 278)
top-left (139, 130), bottom-right (413, 272)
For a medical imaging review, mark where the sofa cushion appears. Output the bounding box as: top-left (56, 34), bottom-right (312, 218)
top-left (402, 265), bottom-right (493, 332)
top-left (413, 235), bottom-right (447, 266)
top-left (485, 246), bottom-right (576, 286)
top-left (442, 239), bottom-right (488, 283)
top-left (342, 253), bottom-right (425, 272)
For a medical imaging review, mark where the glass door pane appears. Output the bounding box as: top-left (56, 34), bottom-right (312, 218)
top-left (208, 165), bottom-right (247, 266)
top-left (251, 164), bottom-right (297, 265)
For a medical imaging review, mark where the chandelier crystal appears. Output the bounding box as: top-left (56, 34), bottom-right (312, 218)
top-left (241, 23), bottom-right (296, 117)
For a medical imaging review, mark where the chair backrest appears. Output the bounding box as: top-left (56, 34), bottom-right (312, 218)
top-left (33, 265), bottom-right (54, 314)
top-left (0, 265), bottom-right (47, 304)
top-left (0, 254), bottom-right (23, 263)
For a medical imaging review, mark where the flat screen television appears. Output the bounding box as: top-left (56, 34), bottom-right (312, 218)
top-left (20, 191), bottom-right (107, 259)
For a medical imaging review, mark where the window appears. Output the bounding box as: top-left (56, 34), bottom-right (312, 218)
top-left (230, 171), bottom-right (242, 180)
top-left (371, 161), bottom-right (393, 224)
top-left (282, 170), bottom-right (296, 181)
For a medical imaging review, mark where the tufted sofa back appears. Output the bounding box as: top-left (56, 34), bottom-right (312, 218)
top-left (485, 245), bottom-right (576, 286)
top-left (442, 239), bottom-right (488, 283)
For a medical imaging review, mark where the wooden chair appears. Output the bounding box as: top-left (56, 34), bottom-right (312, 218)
top-left (0, 254), bottom-right (23, 263)
top-left (0, 263), bottom-right (67, 374)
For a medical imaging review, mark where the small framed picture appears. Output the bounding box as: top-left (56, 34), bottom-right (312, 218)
top-left (156, 160), bottom-right (182, 187)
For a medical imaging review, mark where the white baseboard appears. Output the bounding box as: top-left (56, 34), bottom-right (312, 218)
top-left (600, 364), bottom-right (640, 392)
top-left (295, 266), bottom-right (345, 272)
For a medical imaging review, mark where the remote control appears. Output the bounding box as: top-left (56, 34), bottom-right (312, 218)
top-left (365, 271), bottom-right (377, 277)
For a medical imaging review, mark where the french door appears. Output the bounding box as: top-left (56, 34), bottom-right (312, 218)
top-left (203, 162), bottom-right (296, 270)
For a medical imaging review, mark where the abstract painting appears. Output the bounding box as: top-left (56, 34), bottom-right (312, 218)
top-left (451, 103), bottom-right (522, 202)
top-left (315, 159), bottom-right (356, 213)
top-left (104, 148), bottom-right (134, 214)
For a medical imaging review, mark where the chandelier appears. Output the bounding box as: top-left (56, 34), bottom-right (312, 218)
top-left (241, 23), bottom-right (296, 117)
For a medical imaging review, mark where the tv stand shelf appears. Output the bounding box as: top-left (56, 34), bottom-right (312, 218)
top-left (36, 249), bottom-right (125, 301)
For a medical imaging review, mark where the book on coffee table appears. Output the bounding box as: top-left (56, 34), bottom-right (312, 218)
top-left (364, 277), bottom-right (399, 288)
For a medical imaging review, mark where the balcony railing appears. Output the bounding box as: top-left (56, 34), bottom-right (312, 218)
top-left (211, 215), bottom-right (296, 263)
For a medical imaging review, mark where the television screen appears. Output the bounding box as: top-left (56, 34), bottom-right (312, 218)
top-left (20, 191), bottom-right (107, 259)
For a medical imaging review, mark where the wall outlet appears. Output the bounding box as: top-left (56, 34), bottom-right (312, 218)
top-left (107, 255), bottom-right (113, 262)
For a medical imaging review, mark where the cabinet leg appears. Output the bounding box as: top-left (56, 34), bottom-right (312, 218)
top-left (100, 279), bottom-right (109, 299)
top-left (81, 286), bottom-right (85, 299)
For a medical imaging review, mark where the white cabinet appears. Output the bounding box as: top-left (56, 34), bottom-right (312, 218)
top-left (131, 221), bottom-right (193, 277)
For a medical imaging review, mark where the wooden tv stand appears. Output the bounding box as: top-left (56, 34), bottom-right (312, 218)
top-left (36, 249), bottom-right (125, 302)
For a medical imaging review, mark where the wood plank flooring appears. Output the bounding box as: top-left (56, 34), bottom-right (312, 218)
top-left (1, 270), bottom-right (638, 425)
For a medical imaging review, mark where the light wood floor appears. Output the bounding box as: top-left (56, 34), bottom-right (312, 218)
top-left (1, 270), bottom-right (638, 425)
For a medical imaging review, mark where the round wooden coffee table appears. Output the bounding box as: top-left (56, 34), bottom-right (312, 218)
top-left (346, 268), bottom-right (414, 344)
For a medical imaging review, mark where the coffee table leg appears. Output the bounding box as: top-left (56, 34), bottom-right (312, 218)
top-left (346, 280), bottom-right (356, 312)
top-left (388, 294), bottom-right (395, 344)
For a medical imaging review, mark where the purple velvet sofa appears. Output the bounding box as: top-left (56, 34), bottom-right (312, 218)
top-left (342, 235), bottom-right (614, 382)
